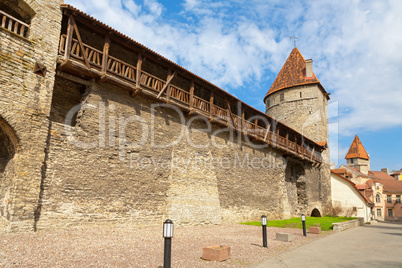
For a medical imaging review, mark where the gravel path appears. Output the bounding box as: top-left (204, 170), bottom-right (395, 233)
top-left (0, 224), bottom-right (332, 267)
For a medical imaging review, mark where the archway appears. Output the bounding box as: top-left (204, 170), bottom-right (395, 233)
top-left (0, 117), bottom-right (18, 226)
top-left (311, 208), bottom-right (321, 217)
top-left (0, 117), bottom-right (18, 172)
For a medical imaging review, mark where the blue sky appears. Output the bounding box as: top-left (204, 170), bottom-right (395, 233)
top-left (64, 0), bottom-right (402, 172)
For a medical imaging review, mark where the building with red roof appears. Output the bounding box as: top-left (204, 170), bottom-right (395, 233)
top-left (333, 135), bottom-right (402, 221)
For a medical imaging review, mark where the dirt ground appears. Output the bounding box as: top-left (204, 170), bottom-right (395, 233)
top-left (0, 224), bottom-right (332, 267)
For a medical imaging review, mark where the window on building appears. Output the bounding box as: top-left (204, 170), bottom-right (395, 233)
top-left (0, 1), bottom-right (35, 38)
top-left (351, 159), bottom-right (354, 164)
top-left (300, 92), bottom-right (302, 98)
top-left (376, 208), bottom-right (381, 216)
top-left (266, 99), bottom-right (270, 107)
top-left (388, 209), bottom-right (393, 217)
top-left (375, 194), bottom-right (381, 203)
top-left (280, 93), bottom-right (284, 102)
top-left (396, 195), bottom-right (401, 203)
top-left (387, 195), bottom-right (392, 203)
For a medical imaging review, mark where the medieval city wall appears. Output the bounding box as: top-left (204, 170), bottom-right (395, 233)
top-left (34, 77), bottom-right (329, 229)
top-left (0, 0), bottom-right (63, 232)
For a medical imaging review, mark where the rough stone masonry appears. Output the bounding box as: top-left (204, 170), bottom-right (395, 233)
top-left (0, 1), bottom-right (331, 232)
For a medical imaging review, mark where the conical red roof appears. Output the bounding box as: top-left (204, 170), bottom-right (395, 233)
top-left (264, 48), bottom-right (328, 101)
top-left (345, 135), bottom-right (370, 160)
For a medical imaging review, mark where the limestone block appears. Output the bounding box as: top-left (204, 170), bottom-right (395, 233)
top-left (276, 232), bottom-right (294, 242)
top-left (308, 226), bottom-right (321, 234)
top-left (202, 245), bottom-right (231, 262)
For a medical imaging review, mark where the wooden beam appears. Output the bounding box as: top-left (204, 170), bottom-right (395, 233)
top-left (189, 80), bottom-right (194, 112)
top-left (157, 70), bottom-right (177, 99)
top-left (225, 99), bottom-right (235, 129)
top-left (57, 72), bottom-right (92, 86)
top-left (70, 15), bottom-right (90, 69)
top-left (136, 53), bottom-right (142, 88)
top-left (209, 90), bottom-right (214, 119)
top-left (101, 35), bottom-right (110, 74)
top-left (166, 68), bottom-right (172, 103)
top-left (241, 107), bottom-right (245, 133)
top-left (64, 15), bottom-right (74, 59)
top-left (264, 124), bottom-right (271, 141)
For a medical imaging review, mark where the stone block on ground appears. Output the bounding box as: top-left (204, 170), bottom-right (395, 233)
top-left (309, 226), bottom-right (321, 234)
top-left (276, 232), bottom-right (294, 242)
top-left (202, 245), bottom-right (231, 262)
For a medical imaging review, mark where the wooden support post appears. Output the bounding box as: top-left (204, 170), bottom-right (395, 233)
top-left (286, 131), bottom-right (289, 147)
top-left (70, 15), bottom-right (90, 69)
top-left (241, 107), bottom-right (245, 133)
top-left (157, 70), bottom-right (177, 99)
top-left (64, 15), bottom-right (74, 59)
top-left (209, 90), bottom-right (214, 120)
top-left (311, 146), bottom-right (315, 161)
top-left (225, 99), bottom-right (235, 129)
top-left (189, 80), bottom-right (195, 113)
top-left (253, 118), bottom-right (258, 136)
top-left (136, 53), bottom-right (142, 89)
top-left (101, 35), bottom-right (110, 74)
top-left (264, 124), bottom-right (271, 141)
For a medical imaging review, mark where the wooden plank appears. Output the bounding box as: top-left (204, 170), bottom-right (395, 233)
top-left (64, 15), bottom-right (74, 59)
top-left (70, 15), bottom-right (90, 69)
top-left (136, 53), bottom-right (142, 88)
top-left (157, 70), bottom-right (177, 99)
top-left (58, 72), bottom-right (92, 86)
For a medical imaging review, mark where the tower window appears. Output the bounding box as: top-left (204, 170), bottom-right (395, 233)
top-left (280, 93), bottom-right (284, 102)
top-left (266, 99), bottom-right (270, 107)
top-left (300, 92), bottom-right (302, 98)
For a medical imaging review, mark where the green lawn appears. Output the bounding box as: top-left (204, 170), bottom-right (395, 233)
top-left (241, 216), bottom-right (357, 231)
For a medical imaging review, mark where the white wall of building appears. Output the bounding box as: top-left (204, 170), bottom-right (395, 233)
top-left (331, 173), bottom-right (372, 222)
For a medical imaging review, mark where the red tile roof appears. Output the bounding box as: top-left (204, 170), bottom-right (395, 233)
top-left (345, 135), bottom-right (369, 160)
top-left (376, 180), bottom-right (402, 193)
top-left (356, 184), bottom-right (367, 190)
top-left (317, 141), bottom-right (327, 147)
top-left (368, 171), bottom-right (395, 181)
top-left (391, 170), bottom-right (402, 175)
top-left (264, 48), bottom-right (329, 101)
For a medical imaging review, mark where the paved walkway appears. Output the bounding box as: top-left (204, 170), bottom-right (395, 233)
top-left (253, 222), bottom-right (402, 267)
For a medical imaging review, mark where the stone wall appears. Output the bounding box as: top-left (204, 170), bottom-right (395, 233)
top-left (0, 0), bottom-right (63, 232)
top-left (34, 76), bottom-right (330, 229)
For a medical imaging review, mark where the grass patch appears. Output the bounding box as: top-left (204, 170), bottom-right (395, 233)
top-left (241, 216), bottom-right (357, 231)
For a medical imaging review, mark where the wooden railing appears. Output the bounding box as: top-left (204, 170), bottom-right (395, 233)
top-left (58, 34), bottom-right (323, 164)
top-left (0, 10), bottom-right (29, 38)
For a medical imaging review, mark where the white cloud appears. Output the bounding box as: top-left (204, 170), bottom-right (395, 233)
top-left (64, 0), bottom-right (402, 138)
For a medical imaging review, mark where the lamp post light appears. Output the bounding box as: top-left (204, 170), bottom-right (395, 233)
top-left (163, 219), bottom-right (173, 268)
top-left (301, 214), bottom-right (306, 236)
top-left (261, 215), bottom-right (267, 248)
